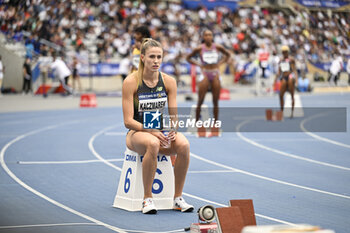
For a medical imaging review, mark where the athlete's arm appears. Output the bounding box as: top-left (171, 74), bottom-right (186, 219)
top-left (274, 62), bottom-right (281, 84)
top-left (291, 58), bottom-right (298, 86)
top-left (216, 44), bottom-right (231, 66)
top-left (122, 74), bottom-right (142, 131)
top-left (186, 46), bottom-right (202, 67)
top-left (163, 73), bottom-right (178, 141)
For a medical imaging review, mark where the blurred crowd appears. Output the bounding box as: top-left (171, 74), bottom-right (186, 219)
top-left (1, 0), bottom-right (350, 66)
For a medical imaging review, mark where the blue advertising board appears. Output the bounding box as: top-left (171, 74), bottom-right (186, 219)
top-left (182, 0), bottom-right (239, 10)
top-left (295, 0), bottom-right (350, 8)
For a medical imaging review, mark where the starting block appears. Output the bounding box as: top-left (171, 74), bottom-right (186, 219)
top-left (215, 199), bottom-right (256, 233)
top-left (34, 83), bottom-right (66, 95)
top-left (113, 148), bottom-right (175, 211)
top-left (80, 93), bottom-right (97, 108)
top-left (265, 109), bottom-right (283, 121)
top-left (219, 88), bottom-right (230, 100)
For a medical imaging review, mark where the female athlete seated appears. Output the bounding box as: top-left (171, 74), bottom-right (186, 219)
top-left (122, 38), bottom-right (194, 214)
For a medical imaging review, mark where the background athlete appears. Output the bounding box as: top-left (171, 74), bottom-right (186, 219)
top-left (186, 29), bottom-right (230, 135)
top-left (130, 25), bottom-right (151, 73)
top-left (274, 45), bottom-right (298, 118)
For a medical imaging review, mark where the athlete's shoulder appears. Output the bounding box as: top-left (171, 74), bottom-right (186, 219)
top-left (215, 43), bottom-right (224, 49)
top-left (195, 44), bottom-right (204, 51)
top-left (161, 72), bottom-right (176, 86)
top-left (123, 72), bottom-right (138, 88)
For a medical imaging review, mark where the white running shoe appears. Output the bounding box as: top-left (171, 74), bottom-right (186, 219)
top-left (142, 198), bottom-right (157, 214)
top-left (173, 196), bottom-right (194, 212)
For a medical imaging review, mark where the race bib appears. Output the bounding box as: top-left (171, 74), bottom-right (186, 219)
top-left (280, 61), bottom-right (290, 72)
top-left (138, 97), bottom-right (167, 112)
top-left (202, 51), bottom-right (219, 64)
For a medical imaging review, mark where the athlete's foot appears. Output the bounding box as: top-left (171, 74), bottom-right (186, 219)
top-left (173, 196), bottom-right (194, 212)
top-left (142, 198), bottom-right (157, 214)
top-left (208, 126), bottom-right (220, 137)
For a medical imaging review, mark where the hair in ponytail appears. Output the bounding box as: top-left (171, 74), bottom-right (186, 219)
top-left (137, 38), bottom-right (162, 87)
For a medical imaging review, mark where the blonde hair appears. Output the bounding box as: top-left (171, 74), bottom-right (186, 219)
top-left (137, 38), bottom-right (162, 87)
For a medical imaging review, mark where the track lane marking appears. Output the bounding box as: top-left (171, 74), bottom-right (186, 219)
top-left (300, 113), bottom-right (350, 149)
top-left (0, 123), bottom-right (127, 233)
top-left (17, 159), bottom-right (123, 165)
top-left (236, 119), bottom-right (350, 171)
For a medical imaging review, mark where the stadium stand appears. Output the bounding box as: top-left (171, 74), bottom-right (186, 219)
top-left (0, 0), bottom-right (349, 91)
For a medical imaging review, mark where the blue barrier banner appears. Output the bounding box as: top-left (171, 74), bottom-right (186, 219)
top-left (182, 0), bottom-right (239, 10)
top-left (295, 0), bottom-right (350, 8)
top-left (79, 63), bottom-right (120, 77)
top-left (310, 62), bottom-right (332, 71)
top-left (309, 61), bottom-right (349, 72)
top-left (78, 63), bottom-right (193, 77)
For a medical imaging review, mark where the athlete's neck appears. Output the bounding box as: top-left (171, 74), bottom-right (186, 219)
top-left (204, 42), bottom-right (212, 48)
top-left (142, 71), bottom-right (159, 87)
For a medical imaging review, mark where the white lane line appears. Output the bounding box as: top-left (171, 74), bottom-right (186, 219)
top-left (0, 223), bottom-right (184, 233)
top-left (182, 192), bottom-right (296, 226)
top-left (236, 119), bottom-right (350, 171)
top-left (300, 113), bottom-right (350, 149)
top-left (18, 159), bottom-right (124, 165)
top-left (88, 124), bottom-right (123, 172)
top-left (189, 152), bottom-right (350, 199)
top-left (0, 223), bottom-right (98, 229)
top-left (0, 123), bottom-right (127, 233)
top-left (188, 170), bottom-right (238, 174)
top-left (244, 138), bottom-right (318, 142)
top-left (90, 126), bottom-right (296, 226)
top-left (104, 132), bottom-right (128, 136)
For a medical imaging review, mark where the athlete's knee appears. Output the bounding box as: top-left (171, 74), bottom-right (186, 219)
top-left (146, 138), bottom-right (160, 154)
top-left (176, 137), bottom-right (190, 155)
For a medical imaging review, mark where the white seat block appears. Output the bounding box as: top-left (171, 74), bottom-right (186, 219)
top-left (113, 148), bottom-right (175, 211)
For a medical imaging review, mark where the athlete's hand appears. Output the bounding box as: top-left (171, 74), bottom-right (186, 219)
top-left (168, 130), bottom-right (177, 142)
top-left (150, 131), bottom-right (169, 148)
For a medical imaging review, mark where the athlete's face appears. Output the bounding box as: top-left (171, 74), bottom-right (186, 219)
top-left (203, 31), bottom-right (213, 43)
top-left (282, 50), bottom-right (288, 58)
top-left (141, 46), bottom-right (163, 72)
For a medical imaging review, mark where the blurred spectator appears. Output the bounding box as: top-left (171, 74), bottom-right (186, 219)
top-left (118, 53), bottom-right (130, 82)
top-left (38, 52), bottom-right (51, 98)
top-left (22, 57), bottom-right (32, 94)
top-left (72, 56), bottom-right (82, 92)
top-left (297, 74), bottom-right (312, 92)
top-left (346, 58), bottom-right (350, 85)
top-left (257, 43), bottom-right (270, 79)
top-left (25, 36), bottom-right (34, 59)
top-left (50, 54), bottom-right (72, 95)
top-left (328, 54), bottom-right (344, 86)
top-left (0, 55), bottom-right (4, 95)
